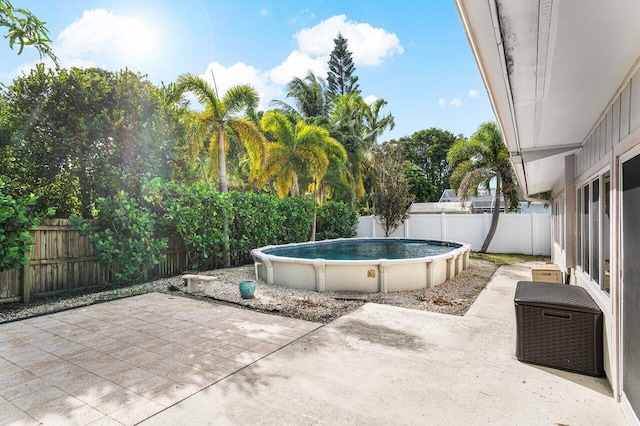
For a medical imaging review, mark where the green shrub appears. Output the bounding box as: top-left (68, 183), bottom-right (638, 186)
top-left (275, 197), bottom-right (315, 244)
top-left (161, 183), bottom-right (230, 270)
top-left (0, 179), bottom-right (53, 272)
top-left (71, 191), bottom-right (167, 283)
top-left (316, 201), bottom-right (358, 240)
top-left (228, 192), bottom-right (314, 265)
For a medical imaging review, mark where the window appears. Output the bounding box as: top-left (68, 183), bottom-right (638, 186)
top-left (553, 197), bottom-right (566, 250)
top-left (577, 172), bottom-right (611, 294)
top-left (603, 172), bottom-right (610, 293)
top-left (576, 188), bottom-right (582, 266)
top-left (591, 179), bottom-right (600, 284)
top-left (583, 185), bottom-right (590, 273)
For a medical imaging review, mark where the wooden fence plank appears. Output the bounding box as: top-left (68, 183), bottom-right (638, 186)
top-left (1, 218), bottom-right (188, 303)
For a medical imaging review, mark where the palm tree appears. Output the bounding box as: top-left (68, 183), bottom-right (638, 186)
top-left (258, 111), bottom-right (347, 241)
top-left (330, 93), bottom-right (394, 210)
top-left (447, 121), bottom-right (518, 253)
top-left (270, 71), bottom-right (330, 125)
top-left (177, 73), bottom-right (267, 267)
top-left (362, 98), bottom-right (395, 148)
top-left (177, 73), bottom-right (266, 192)
top-left (258, 111), bottom-right (346, 198)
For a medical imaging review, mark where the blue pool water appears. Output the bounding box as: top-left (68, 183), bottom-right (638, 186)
top-left (262, 239), bottom-right (461, 260)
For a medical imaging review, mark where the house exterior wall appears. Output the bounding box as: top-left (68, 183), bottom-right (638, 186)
top-left (551, 62), bottom-right (640, 414)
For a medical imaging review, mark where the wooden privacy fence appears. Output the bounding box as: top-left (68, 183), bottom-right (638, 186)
top-left (0, 219), bottom-right (189, 304)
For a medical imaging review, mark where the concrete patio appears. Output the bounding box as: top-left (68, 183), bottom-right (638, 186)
top-left (0, 263), bottom-right (627, 425)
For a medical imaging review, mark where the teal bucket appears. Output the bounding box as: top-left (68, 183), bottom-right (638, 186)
top-left (239, 280), bottom-right (256, 299)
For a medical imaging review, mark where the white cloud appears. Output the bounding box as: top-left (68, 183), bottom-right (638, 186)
top-left (364, 95), bottom-right (378, 105)
top-left (295, 14), bottom-right (403, 67)
top-left (438, 98), bottom-right (446, 108)
top-left (468, 89), bottom-right (479, 98)
top-left (200, 14), bottom-right (402, 110)
top-left (269, 50), bottom-right (327, 86)
top-left (55, 9), bottom-right (160, 70)
top-left (202, 62), bottom-right (282, 110)
top-left (450, 97), bottom-right (462, 107)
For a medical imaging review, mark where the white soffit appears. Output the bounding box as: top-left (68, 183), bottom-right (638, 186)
top-left (456, 0), bottom-right (640, 195)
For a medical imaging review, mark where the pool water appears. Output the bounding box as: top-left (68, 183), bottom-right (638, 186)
top-left (262, 239), bottom-right (462, 261)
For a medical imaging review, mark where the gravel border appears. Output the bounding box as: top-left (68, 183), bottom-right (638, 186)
top-left (0, 259), bottom-right (498, 324)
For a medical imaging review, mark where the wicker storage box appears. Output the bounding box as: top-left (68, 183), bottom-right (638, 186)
top-left (514, 281), bottom-right (603, 376)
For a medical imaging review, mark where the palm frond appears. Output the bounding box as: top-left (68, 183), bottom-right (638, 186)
top-left (227, 118), bottom-right (267, 181)
top-left (223, 84), bottom-right (259, 116)
top-left (176, 73), bottom-right (223, 118)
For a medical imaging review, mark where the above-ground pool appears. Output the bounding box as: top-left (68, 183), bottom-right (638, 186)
top-left (251, 238), bottom-right (471, 293)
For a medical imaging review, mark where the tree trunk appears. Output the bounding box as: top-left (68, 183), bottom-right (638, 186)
top-left (480, 177), bottom-right (501, 253)
top-left (311, 179), bottom-right (317, 242)
top-left (218, 125), bottom-right (228, 193)
top-left (218, 125), bottom-right (231, 267)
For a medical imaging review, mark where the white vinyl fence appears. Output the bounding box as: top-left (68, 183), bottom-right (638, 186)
top-left (357, 213), bottom-right (551, 255)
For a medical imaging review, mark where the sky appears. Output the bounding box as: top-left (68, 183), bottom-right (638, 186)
top-left (0, 0), bottom-right (496, 141)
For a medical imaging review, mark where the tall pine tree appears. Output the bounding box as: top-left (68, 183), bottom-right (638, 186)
top-left (327, 33), bottom-right (360, 98)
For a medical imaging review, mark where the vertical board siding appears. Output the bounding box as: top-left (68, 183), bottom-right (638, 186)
top-left (0, 219), bottom-right (187, 303)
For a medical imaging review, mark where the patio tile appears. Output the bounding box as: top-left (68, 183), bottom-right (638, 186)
top-left (75, 333), bottom-right (120, 350)
top-left (96, 325), bottom-right (128, 339)
top-left (0, 401), bottom-right (39, 426)
top-left (108, 367), bottom-right (156, 389)
top-left (125, 350), bottom-right (165, 368)
top-left (12, 386), bottom-right (85, 421)
top-left (230, 350), bottom-right (263, 364)
top-left (134, 337), bottom-right (170, 350)
top-left (89, 389), bottom-right (143, 415)
top-left (56, 373), bottom-right (122, 403)
top-left (86, 415), bottom-right (124, 426)
top-left (39, 363), bottom-right (91, 387)
top-left (49, 341), bottom-right (88, 358)
top-left (0, 369), bottom-right (38, 390)
top-left (176, 352), bottom-right (225, 371)
top-left (38, 403), bottom-right (105, 425)
top-left (127, 375), bottom-right (174, 398)
top-left (0, 377), bottom-right (47, 401)
top-left (209, 344), bottom-right (244, 359)
top-left (108, 397), bottom-right (165, 426)
top-left (148, 342), bottom-right (183, 357)
top-left (145, 383), bottom-right (201, 407)
top-left (249, 341), bottom-right (282, 356)
top-left (206, 359), bottom-right (245, 378)
top-left (115, 330), bottom-right (149, 346)
top-left (92, 339), bottom-right (132, 356)
top-left (29, 359), bottom-right (79, 378)
top-left (109, 345), bottom-right (148, 361)
top-left (0, 356), bottom-right (27, 376)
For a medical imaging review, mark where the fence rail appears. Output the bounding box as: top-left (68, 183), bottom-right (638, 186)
top-left (0, 219), bottom-right (188, 304)
top-left (356, 213), bottom-right (551, 256)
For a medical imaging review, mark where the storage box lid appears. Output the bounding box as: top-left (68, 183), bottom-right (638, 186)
top-left (514, 281), bottom-right (601, 314)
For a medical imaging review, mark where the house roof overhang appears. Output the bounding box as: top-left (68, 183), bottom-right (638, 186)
top-left (455, 0), bottom-right (640, 196)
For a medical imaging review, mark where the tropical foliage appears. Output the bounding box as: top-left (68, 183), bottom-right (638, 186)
top-left (258, 111), bottom-right (346, 198)
top-left (177, 73), bottom-right (267, 193)
top-left (0, 27), bottom-right (489, 286)
top-left (327, 32), bottom-right (360, 98)
top-left (71, 191), bottom-right (167, 284)
top-left (372, 143), bottom-right (415, 237)
top-left (447, 121), bottom-right (518, 252)
top-left (397, 128), bottom-right (462, 201)
top-left (0, 179), bottom-right (53, 272)
top-left (1, 65), bottom-right (188, 217)
top-left (1, 0), bottom-right (57, 62)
